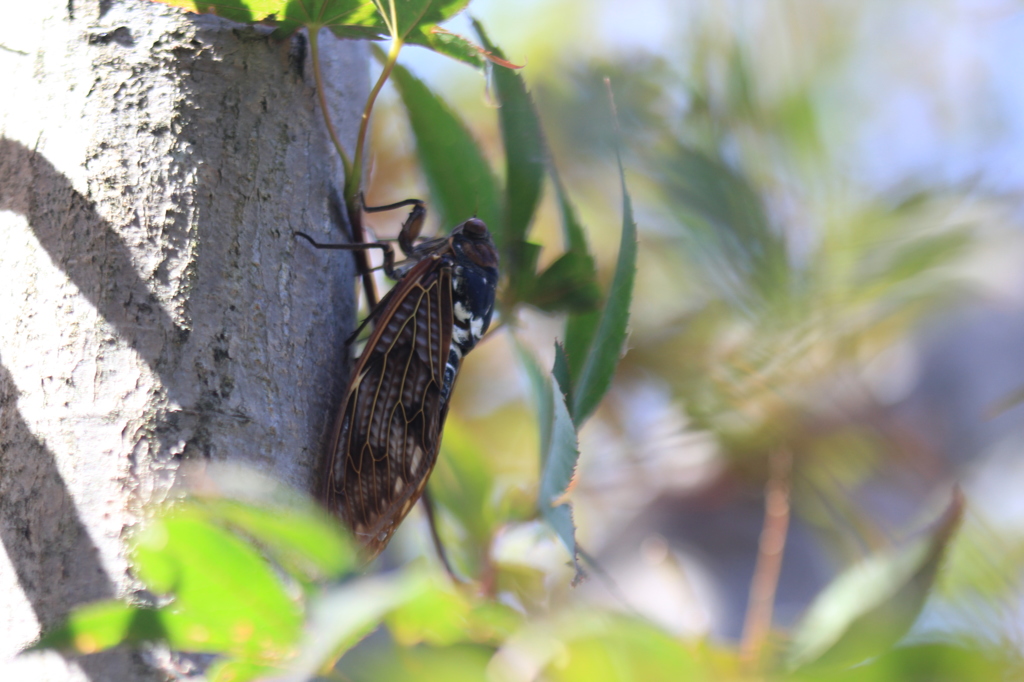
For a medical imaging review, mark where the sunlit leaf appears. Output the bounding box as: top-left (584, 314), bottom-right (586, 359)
top-left (492, 613), bottom-right (711, 682)
top-left (545, 617), bottom-right (710, 682)
top-left (197, 498), bottom-right (358, 582)
top-left (152, 0), bottom-right (386, 39)
top-left (342, 642), bottom-right (495, 682)
top-left (385, 582), bottom-right (494, 647)
top-left (787, 641), bottom-right (1018, 682)
top-left (207, 659), bottom-right (280, 682)
top-left (133, 511), bottom-right (302, 658)
top-left (786, 490), bottom-right (966, 671)
top-left (26, 601), bottom-right (165, 654)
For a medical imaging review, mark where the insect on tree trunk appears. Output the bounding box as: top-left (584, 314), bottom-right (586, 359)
top-left (0, 1), bottom-right (365, 679)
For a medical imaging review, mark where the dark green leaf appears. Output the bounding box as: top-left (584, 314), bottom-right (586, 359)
top-left (551, 165), bottom-right (602, 389)
top-left (563, 310), bottom-right (600, 395)
top-left (553, 341), bottom-right (573, 407)
top-left (524, 251), bottom-right (602, 313)
top-left (551, 164), bottom-right (590, 254)
top-left (786, 490), bottom-right (965, 671)
top-left (387, 56), bottom-right (502, 241)
top-left (473, 20), bottom-right (545, 260)
top-left (570, 156), bottom-right (637, 425)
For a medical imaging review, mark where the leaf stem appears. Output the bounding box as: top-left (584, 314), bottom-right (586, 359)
top-left (741, 448), bottom-right (793, 670)
top-left (309, 27), bottom-right (353, 181)
top-left (349, 39), bottom-right (403, 201)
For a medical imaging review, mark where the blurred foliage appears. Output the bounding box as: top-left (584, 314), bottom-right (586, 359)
top-left (30, 1), bottom-right (1024, 680)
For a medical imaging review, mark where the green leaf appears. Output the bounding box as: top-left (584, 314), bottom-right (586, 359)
top-left (198, 498), bottom-right (358, 582)
top-left (786, 490), bottom-right (966, 672)
top-left (539, 370), bottom-right (585, 584)
top-left (378, 0), bottom-right (469, 41)
top-left (153, 0), bottom-right (493, 66)
top-left (341, 642), bottom-right (496, 682)
top-left (544, 616), bottom-right (710, 682)
top-left (551, 164), bottom-right (591, 254)
top-left (386, 582), bottom-right (471, 646)
top-left (207, 659), bottom-right (280, 682)
top-left (132, 510), bottom-right (303, 658)
top-left (552, 341), bottom-right (573, 407)
top-left (525, 250), bottom-right (602, 313)
top-left (551, 166), bottom-right (602, 388)
top-left (491, 613), bottom-right (711, 682)
top-left (786, 641), bottom-right (1016, 682)
top-left (512, 339), bottom-right (584, 583)
top-left (570, 154), bottom-right (637, 425)
top-left (431, 419), bottom-right (496, 548)
top-left (27, 601), bottom-right (166, 654)
top-left (405, 26), bottom-right (486, 68)
top-left (387, 56), bottom-right (502, 240)
top-left (473, 20), bottom-right (545, 262)
top-left (286, 572), bottom-right (426, 676)
top-left (152, 0), bottom-right (387, 38)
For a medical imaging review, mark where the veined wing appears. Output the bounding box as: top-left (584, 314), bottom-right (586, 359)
top-left (320, 254), bottom-right (456, 557)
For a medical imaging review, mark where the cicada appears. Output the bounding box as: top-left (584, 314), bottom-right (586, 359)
top-left (297, 200), bottom-right (499, 558)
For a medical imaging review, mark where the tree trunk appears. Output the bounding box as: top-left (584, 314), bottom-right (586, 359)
top-left (0, 1), bottom-right (365, 679)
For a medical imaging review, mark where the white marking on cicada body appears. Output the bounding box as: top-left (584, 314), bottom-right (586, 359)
top-left (452, 324), bottom-right (471, 347)
top-left (454, 300), bottom-right (472, 322)
top-left (469, 315), bottom-right (485, 342)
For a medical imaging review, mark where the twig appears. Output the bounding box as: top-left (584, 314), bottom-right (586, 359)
top-left (741, 448), bottom-right (793, 669)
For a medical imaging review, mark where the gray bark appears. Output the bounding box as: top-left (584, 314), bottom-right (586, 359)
top-left (0, 1), bottom-right (364, 679)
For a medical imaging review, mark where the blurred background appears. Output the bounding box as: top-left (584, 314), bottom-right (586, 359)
top-left (356, 0), bottom-right (1024, 673)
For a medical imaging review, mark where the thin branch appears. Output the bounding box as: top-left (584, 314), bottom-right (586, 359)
top-left (741, 448), bottom-right (793, 670)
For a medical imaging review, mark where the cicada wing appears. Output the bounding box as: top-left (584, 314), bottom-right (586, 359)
top-left (321, 256), bottom-right (456, 557)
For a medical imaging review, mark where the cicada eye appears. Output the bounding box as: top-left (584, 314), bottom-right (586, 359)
top-left (462, 218), bottom-right (487, 238)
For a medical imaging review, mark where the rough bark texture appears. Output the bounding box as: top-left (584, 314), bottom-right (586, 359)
top-left (0, 1), bottom-right (364, 679)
